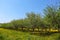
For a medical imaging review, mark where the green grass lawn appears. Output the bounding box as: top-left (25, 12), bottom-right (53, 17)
top-left (0, 28), bottom-right (60, 40)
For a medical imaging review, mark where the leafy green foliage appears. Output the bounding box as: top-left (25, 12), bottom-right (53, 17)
top-left (43, 6), bottom-right (60, 30)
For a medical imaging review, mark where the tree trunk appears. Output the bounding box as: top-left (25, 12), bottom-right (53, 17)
top-left (21, 27), bottom-right (23, 31)
top-left (38, 28), bottom-right (39, 32)
top-left (32, 28), bottom-right (34, 32)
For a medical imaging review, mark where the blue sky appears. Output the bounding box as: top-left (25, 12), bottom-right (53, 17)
top-left (0, 0), bottom-right (59, 23)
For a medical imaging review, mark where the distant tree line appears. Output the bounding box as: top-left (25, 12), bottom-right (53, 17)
top-left (0, 6), bottom-right (60, 32)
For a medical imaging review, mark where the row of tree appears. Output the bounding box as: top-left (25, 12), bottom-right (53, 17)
top-left (0, 6), bottom-right (60, 32)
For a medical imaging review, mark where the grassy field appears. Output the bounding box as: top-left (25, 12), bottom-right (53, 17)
top-left (0, 28), bottom-right (60, 40)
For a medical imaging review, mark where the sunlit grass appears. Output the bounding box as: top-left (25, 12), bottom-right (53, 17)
top-left (0, 28), bottom-right (60, 40)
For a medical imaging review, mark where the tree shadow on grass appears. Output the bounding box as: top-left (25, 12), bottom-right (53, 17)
top-left (0, 35), bottom-right (4, 40)
top-left (29, 32), bottom-right (59, 37)
top-left (55, 35), bottom-right (60, 40)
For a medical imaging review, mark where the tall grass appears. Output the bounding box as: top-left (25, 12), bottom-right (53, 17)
top-left (0, 28), bottom-right (60, 40)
